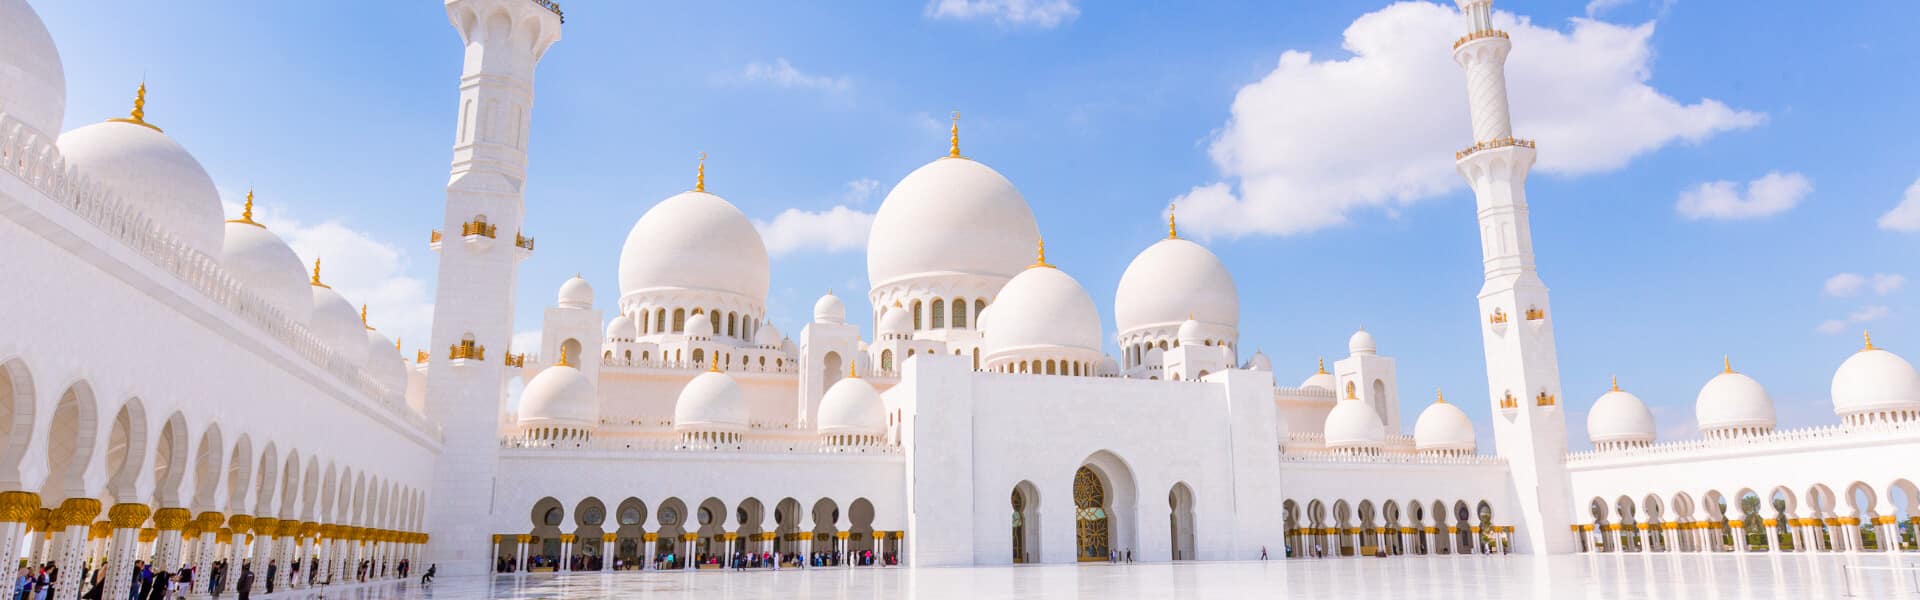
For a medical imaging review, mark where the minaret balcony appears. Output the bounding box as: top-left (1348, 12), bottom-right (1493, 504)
top-left (514, 231), bottom-right (535, 258)
top-left (449, 341), bottom-right (486, 366)
top-left (429, 229), bottom-right (444, 253)
top-left (1456, 136), bottom-right (1534, 161)
top-left (1453, 29), bottom-right (1509, 50)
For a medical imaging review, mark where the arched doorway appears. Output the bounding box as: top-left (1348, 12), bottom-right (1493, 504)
top-left (1168, 483), bottom-right (1195, 560)
top-left (1073, 466), bottom-right (1110, 562)
top-left (613, 498), bottom-right (646, 569)
top-left (1011, 481), bottom-right (1039, 564)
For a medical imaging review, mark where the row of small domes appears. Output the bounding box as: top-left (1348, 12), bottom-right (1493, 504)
top-left (519, 355), bottom-right (887, 438)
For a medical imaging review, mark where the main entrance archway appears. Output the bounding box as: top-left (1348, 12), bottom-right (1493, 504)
top-left (1071, 450), bottom-right (1138, 563)
top-left (1074, 466), bottom-right (1109, 562)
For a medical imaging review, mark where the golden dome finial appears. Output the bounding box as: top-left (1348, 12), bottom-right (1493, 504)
top-left (1167, 202), bottom-right (1178, 239)
top-left (1723, 355), bottom-right (1734, 374)
top-left (227, 189), bottom-right (264, 228)
top-left (395, 337), bottom-right (402, 351)
top-left (1435, 388), bottom-right (1446, 404)
top-left (1864, 330), bottom-right (1875, 352)
top-left (1030, 236), bottom-right (1051, 268)
top-left (1610, 375), bottom-right (1619, 392)
top-left (1317, 357), bottom-right (1326, 374)
top-left (849, 361), bottom-right (859, 379)
top-left (948, 111), bottom-right (962, 158)
top-left (360, 304), bottom-right (372, 330)
top-left (310, 258), bottom-right (329, 288)
top-left (695, 152), bottom-right (707, 192)
top-left (557, 345), bottom-right (573, 367)
top-left (108, 82), bottom-right (162, 132)
top-left (707, 354), bottom-right (720, 372)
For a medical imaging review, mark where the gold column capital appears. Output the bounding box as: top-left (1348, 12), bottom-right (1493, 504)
top-left (138, 527), bottom-right (157, 543)
top-left (153, 507), bottom-right (191, 531)
top-left (275, 519), bottom-right (300, 537)
top-left (514, 533), bottom-right (531, 544)
top-left (0, 491), bottom-right (40, 523)
top-left (88, 520), bottom-right (110, 540)
top-left (252, 517), bottom-right (279, 536)
top-left (56, 498), bottom-right (103, 527)
top-left (601, 533), bottom-right (615, 542)
top-left (107, 503), bottom-right (151, 528)
top-left (227, 514), bottom-right (254, 534)
top-left (301, 521), bottom-right (321, 538)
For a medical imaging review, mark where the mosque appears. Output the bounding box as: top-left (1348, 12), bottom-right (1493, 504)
top-left (1, 0), bottom-right (1918, 593)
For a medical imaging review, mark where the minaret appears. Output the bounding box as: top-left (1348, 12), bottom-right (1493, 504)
top-left (1450, 0), bottom-right (1573, 554)
top-left (421, 0), bottom-right (562, 576)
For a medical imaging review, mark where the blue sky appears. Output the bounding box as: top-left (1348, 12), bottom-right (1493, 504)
top-left (33, 0), bottom-right (1920, 447)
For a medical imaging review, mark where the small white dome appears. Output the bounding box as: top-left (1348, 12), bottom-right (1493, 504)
top-left (1587, 383), bottom-right (1656, 445)
top-left (754, 321), bottom-right (783, 347)
top-left (58, 117), bottom-right (224, 260)
top-left (1323, 398), bottom-right (1386, 449)
top-left (365, 329), bottom-right (408, 398)
top-left (878, 307), bottom-right (911, 337)
top-left (309, 279), bottom-right (369, 366)
top-left (1244, 351), bottom-right (1272, 372)
top-left (1096, 356), bottom-right (1120, 376)
top-left (606, 313), bottom-right (636, 341)
top-left (813, 292), bottom-right (846, 324)
top-left (220, 216), bottom-right (312, 324)
top-left (1413, 396), bottom-right (1475, 453)
top-left (1114, 237), bottom-right (1238, 336)
top-left (518, 364), bottom-right (598, 430)
top-left (618, 190), bottom-right (769, 305)
top-left (1299, 360), bottom-right (1335, 391)
top-left (674, 370), bottom-right (748, 433)
top-left (817, 376), bottom-right (885, 437)
top-left (1348, 329), bottom-right (1377, 355)
top-left (1695, 362), bottom-right (1775, 434)
top-left (1176, 318), bottom-right (1206, 346)
top-left (0, 0), bottom-right (66, 136)
top-left (981, 265), bottom-right (1103, 360)
top-left (685, 311), bottom-right (713, 339)
top-left (867, 157), bottom-right (1040, 289)
top-left (557, 275), bottom-right (594, 309)
top-left (1831, 340), bottom-right (1920, 417)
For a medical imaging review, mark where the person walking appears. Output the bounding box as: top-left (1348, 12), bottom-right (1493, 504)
top-left (234, 566), bottom-right (253, 600)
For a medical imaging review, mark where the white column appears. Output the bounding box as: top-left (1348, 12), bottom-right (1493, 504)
top-left (102, 504), bottom-right (149, 600)
top-left (51, 499), bottom-right (102, 600)
top-left (187, 513), bottom-right (221, 594)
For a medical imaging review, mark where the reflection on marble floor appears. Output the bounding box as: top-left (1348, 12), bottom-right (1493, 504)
top-left (259, 553), bottom-right (1920, 599)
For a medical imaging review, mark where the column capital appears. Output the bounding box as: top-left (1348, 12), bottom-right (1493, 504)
top-left (252, 517), bottom-right (280, 535)
top-left (139, 527), bottom-right (157, 543)
top-left (107, 503), bottom-right (151, 528)
top-left (0, 491), bottom-right (40, 522)
top-left (226, 514), bottom-right (254, 533)
top-left (153, 507), bottom-right (191, 531)
top-left (56, 497), bottom-right (103, 527)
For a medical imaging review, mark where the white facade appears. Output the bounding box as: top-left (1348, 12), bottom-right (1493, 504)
top-left (4, 0), bottom-right (1920, 592)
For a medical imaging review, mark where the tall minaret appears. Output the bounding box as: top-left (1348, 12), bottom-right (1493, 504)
top-left (421, 0), bottom-right (561, 576)
top-left (1450, 0), bottom-right (1574, 554)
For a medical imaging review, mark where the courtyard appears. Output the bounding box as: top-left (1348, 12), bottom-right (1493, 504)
top-left (252, 553), bottom-right (1920, 599)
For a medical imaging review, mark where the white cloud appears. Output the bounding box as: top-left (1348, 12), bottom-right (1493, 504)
top-left (843, 178), bottom-right (882, 205)
top-left (1675, 171), bottom-right (1811, 220)
top-left (755, 205), bottom-right (875, 257)
top-left (1874, 274), bottom-right (1907, 295)
top-left (924, 0), bottom-right (1079, 28)
top-left (1877, 177), bottom-right (1920, 232)
top-left (1825, 273), bottom-right (1867, 297)
top-left (1816, 304), bottom-right (1890, 335)
top-left (511, 330), bottom-right (543, 357)
top-left (222, 191), bottom-right (436, 353)
top-left (1175, 2), bottom-right (1762, 239)
top-left (728, 58), bottom-right (849, 91)
top-left (1585, 0), bottom-right (1632, 17)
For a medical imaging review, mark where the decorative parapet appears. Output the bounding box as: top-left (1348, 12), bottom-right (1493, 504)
top-left (1278, 451), bottom-right (1507, 467)
top-left (1456, 136), bottom-right (1535, 160)
top-left (449, 340), bottom-right (485, 361)
top-left (460, 220), bottom-right (497, 238)
top-left (529, 0), bottom-right (564, 23)
top-left (0, 113), bottom-right (434, 434)
top-left (1565, 420), bottom-right (1920, 467)
top-left (503, 353), bottom-right (525, 368)
top-left (1453, 29), bottom-right (1509, 50)
top-left (514, 232), bottom-right (535, 251)
top-left (499, 436), bottom-right (902, 455)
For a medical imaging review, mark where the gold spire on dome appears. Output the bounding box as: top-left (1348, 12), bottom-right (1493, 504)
top-left (395, 337), bottom-right (402, 351)
top-left (1316, 357), bottom-right (1326, 374)
top-left (707, 355), bottom-right (720, 372)
top-left (1435, 388), bottom-right (1446, 404)
top-left (360, 304), bottom-right (372, 330)
top-left (1610, 375), bottom-right (1619, 392)
top-left (1029, 237), bottom-right (1051, 269)
top-left (694, 152), bottom-right (707, 192)
top-left (1863, 330), bottom-right (1876, 352)
top-left (310, 258), bottom-right (329, 288)
top-left (227, 190), bottom-right (264, 228)
top-left (1723, 355), bottom-right (1734, 374)
top-left (1167, 202), bottom-right (1178, 239)
top-left (107, 82), bottom-right (162, 132)
top-left (947, 111), bottom-right (963, 159)
top-left (849, 361), bottom-right (859, 379)
top-left (556, 346), bottom-right (573, 367)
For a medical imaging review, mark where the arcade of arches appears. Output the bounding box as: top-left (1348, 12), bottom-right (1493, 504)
top-left (496, 496), bottom-right (901, 571)
top-left (1575, 480), bottom-right (1920, 554)
top-left (1279, 498), bottom-right (1513, 558)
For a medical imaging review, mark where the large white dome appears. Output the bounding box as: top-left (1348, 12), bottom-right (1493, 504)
top-left (867, 157), bottom-right (1040, 289)
top-left (1587, 383), bottom-right (1655, 445)
top-left (58, 113), bottom-right (224, 260)
top-left (1324, 398), bottom-right (1386, 450)
top-left (219, 207), bottom-right (312, 324)
top-left (1413, 394), bottom-right (1475, 453)
top-left (617, 190), bottom-right (768, 304)
top-left (309, 273), bottom-right (369, 367)
top-left (0, 0), bottom-right (65, 136)
top-left (674, 370), bottom-right (748, 433)
top-left (1831, 339), bottom-right (1920, 418)
top-left (817, 376), bottom-right (885, 437)
top-left (1114, 237), bottom-right (1238, 335)
top-left (981, 264), bottom-right (1103, 359)
top-left (1695, 362), bottom-right (1775, 434)
top-left (557, 275), bottom-right (594, 309)
top-left (365, 329), bottom-right (408, 399)
top-left (518, 364), bottom-right (598, 430)
top-left (813, 291), bottom-right (846, 324)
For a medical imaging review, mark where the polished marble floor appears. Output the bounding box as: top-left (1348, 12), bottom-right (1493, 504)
top-left (259, 553), bottom-right (1920, 599)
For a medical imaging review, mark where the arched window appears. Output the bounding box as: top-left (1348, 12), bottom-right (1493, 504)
top-left (692, 349), bottom-right (704, 365)
top-left (1158, 340), bottom-right (1168, 351)
top-left (913, 301), bottom-right (924, 330)
top-left (728, 313), bottom-right (738, 337)
top-left (953, 298), bottom-right (967, 328)
top-left (973, 348), bottom-right (980, 370)
top-left (881, 350), bottom-right (894, 372)
top-left (710, 313), bottom-right (722, 336)
top-left (932, 299), bottom-right (946, 329)
top-left (672, 308), bottom-right (686, 333)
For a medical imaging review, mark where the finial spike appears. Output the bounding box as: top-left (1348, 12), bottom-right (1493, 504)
top-left (1030, 236), bottom-right (1050, 268)
top-left (1723, 355), bottom-right (1733, 374)
top-left (557, 345), bottom-right (572, 367)
top-left (360, 304), bottom-right (370, 329)
top-left (395, 336), bottom-right (402, 351)
top-left (708, 354), bottom-right (720, 372)
top-left (1168, 202), bottom-right (1178, 239)
top-left (1610, 375), bottom-right (1619, 392)
top-left (948, 111), bottom-right (962, 158)
top-left (1317, 357), bottom-right (1326, 374)
top-left (1436, 388), bottom-right (1446, 404)
top-left (228, 189), bottom-right (264, 227)
top-left (108, 82), bottom-right (162, 132)
top-left (695, 152), bottom-right (707, 192)
top-left (310, 258), bottom-right (327, 287)
top-left (849, 361), bottom-right (859, 379)
top-left (1864, 330), bottom-right (1875, 351)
